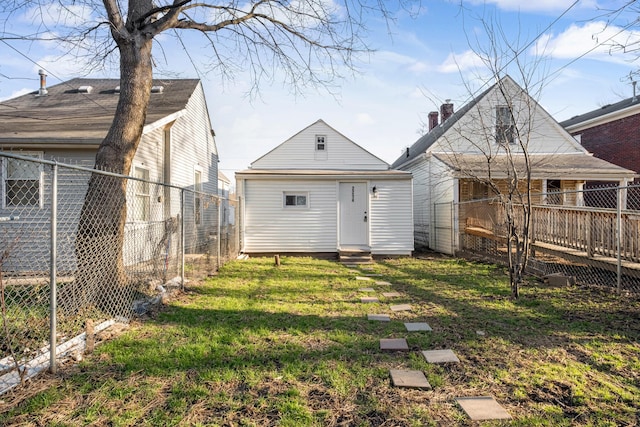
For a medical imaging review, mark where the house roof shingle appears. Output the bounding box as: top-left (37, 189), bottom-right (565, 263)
top-left (434, 153), bottom-right (637, 180)
top-left (559, 96), bottom-right (640, 128)
top-left (0, 78), bottom-right (200, 145)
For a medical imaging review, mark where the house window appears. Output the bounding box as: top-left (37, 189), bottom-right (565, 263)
top-left (194, 169), bottom-right (202, 225)
top-left (132, 166), bottom-right (150, 221)
top-left (470, 181), bottom-right (489, 200)
top-left (3, 152), bottom-right (43, 208)
top-left (495, 105), bottom-right (515, 145)
top-left (546, 179), bottom-right (562, 205)
top-left (316, 135), bottom-right (326, 151)
top-left (284, 192), bottom-right (308, 208)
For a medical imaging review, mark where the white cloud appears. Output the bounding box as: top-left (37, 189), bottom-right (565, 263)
top-left (463, 0), bottom-right (596, 13)
top-left (535, 21), bottom-right (640, 65)
top-left (437, 50), bottom-right (485, 73)
top-left (23, 3), bottom-right (95, 28)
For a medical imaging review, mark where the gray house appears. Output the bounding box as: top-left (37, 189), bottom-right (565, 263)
top-left (0, 77), bottom-right (218, 272)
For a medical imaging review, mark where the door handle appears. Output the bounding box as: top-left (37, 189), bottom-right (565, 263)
top-left (364, 211), bottom-right (367, 222)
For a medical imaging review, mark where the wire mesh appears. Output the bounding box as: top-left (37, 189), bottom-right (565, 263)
top-left (0, 153), bottom-right (238, 394)
top-left (457, 184), bottom-right (640, 293)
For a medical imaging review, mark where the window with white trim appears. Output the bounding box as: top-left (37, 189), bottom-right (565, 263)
top-left (495, 105), bottom-right (515, 145)
top-left (3, 152), bottom-right (43, 208)
top-left (132, 166), bottom-right (150, 221)
top-left (283, 192), bottom-right (308, 208)
top-left (194, 169), bottom-right (203, 225)
top-left (315, 135), bottom-right (326, 151)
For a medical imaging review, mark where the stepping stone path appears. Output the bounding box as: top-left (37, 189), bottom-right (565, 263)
top-left (455, 397), bottom-right (512, 420)
top-left (405, 322), bottom-right (432, 332)
top-left (382, 292), bottom-right (402, 298)
top-left (356, 264), bottom-right (511, 421)
top-left (367, 314), bottom-right (390, 322)
top-left (422, 349), bottom-right (460, 363)
top-left (390, 304), bottom-right (412, 312)
top-left (389, 369), bottom-right (431, 389)
top-left (380, 338), bottom-right (409, 351)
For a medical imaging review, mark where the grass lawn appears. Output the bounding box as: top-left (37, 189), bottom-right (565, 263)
top-left (1, 255), bottom-right (639, 426)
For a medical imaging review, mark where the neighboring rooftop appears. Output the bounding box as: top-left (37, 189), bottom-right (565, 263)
top-left (0, 78), bottom-right (200, 145)
top-left (560, 96), bottom-right (640, 129)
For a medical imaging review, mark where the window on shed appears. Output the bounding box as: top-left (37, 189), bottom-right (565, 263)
top-left (132, 166), bottom-right (150, 221)
top-left (315, 135), bottom-right (326, 151)
top-left (284, 192), bottom-right (308, 208)
top-left (3, 152), bottom-right (43, 208)
top-left (495, 105), bottom-right (515, 145)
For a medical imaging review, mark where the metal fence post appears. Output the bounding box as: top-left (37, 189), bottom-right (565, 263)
top-left (217, 198), bottom-right (221, 271)
top-left (617, 185), bottom-right (622, 293)
top-left (49, 163), bottom-right (58, 374)
top-left (180, 189), bottom-right (185, 289)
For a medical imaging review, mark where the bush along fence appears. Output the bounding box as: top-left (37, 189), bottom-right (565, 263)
top-left (454, 183), bottom-right (640, 293)
top-left (0, 152), bottom-right (238, 394)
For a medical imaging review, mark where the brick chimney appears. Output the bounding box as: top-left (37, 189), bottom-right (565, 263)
top-left (440, 100), bottom-right (453, 123)
top-left (428, 111), bottom-right (439, 131)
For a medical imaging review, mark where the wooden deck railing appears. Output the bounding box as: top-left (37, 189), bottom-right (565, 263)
top-left (462, 202), bottom-right (640, 264)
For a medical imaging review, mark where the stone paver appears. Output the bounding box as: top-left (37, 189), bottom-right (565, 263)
top-left (375, 281), bottom-right (392, 286)
top-left (380, 338), bottom-right (409, 351)
top-left (382, 292), bottom-right (402, 298)
top-left (367, 314), bottom-right (390, 322)
top-left (390, 304), bottom-right (412, 312)
top-left (455, 396), bottom-right (511, 420)
top-left (422, 349), bottom-right (460, 363)
top-left (389, 369), bottom-right (431, 389)
top-left (344, 264), bottom-right (359, 268)
top-left (359, 287), bottom-right (375, 292)
top-left (476, 330), bottom-right (486, 337)
top-left (360, 297), bottom-right (379, 303)
top-left (355, 276), bottom-right (373, 281)
top-left (404, 322), bottom-right (432, 332)
top-left (363, 274), bottom-right (383, 277)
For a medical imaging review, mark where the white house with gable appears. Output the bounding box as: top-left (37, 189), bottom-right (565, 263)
top-left (236, 119), bottom-right (413, 259)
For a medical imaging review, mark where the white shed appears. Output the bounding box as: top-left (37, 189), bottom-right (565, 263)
top-left (236, 120), bottom-right (413, 258)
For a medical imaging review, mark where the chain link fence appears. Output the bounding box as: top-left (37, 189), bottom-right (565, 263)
top-left (458, 183), bottom-right (640, 293)
top-left (0, 152), bottom-right (238, 394)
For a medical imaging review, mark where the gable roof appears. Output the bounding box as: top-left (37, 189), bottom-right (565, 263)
top-left (250, 119), bottom-right (389, 170)
top-left (0, 78), bottom-right (201, 146)
top-left (391, 81), bottom-right (497, 169)
top-left (560, 95), bottom-right (640, 131)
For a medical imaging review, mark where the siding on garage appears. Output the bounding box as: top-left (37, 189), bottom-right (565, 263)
top-left (242, 179), bottom-right (338, 253)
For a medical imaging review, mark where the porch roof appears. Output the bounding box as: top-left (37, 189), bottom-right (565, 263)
top-left (433, 153), bottom-right (637, 181)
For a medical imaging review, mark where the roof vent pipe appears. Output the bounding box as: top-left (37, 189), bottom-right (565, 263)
top-left (37, 69), bottom-right (48, 96)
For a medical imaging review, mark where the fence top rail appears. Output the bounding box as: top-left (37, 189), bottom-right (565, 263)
top-left (0, 151), bottom-right (229, 201)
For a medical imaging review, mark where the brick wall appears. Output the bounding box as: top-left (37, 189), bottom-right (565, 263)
top-left (572, 113), bottom-right (640, 183)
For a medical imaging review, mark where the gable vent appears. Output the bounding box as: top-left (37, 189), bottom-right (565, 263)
top-left (151, 85), bottom-right (164, 94)
top-left (77, 85), bottom-right (93, 93)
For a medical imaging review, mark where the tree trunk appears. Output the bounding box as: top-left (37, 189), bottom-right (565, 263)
top-left (70, 36), bottom-right (154, 316)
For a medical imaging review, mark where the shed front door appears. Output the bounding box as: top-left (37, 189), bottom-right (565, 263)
top-left (339, 182), bottom-right (368, 248)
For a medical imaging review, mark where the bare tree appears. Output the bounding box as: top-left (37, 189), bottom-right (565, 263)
top-left (430, 17), bottom-right (550, 299)
top-left (0, 0), bottom-right (415, 312)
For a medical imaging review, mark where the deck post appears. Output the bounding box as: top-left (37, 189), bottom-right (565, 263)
top-left (617, 186), bottom-right (622, 292)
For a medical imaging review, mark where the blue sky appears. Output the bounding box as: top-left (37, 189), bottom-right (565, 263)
top-left (1, 0), bottom-right (639, 178)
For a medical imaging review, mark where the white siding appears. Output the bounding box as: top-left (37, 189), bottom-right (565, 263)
top-left (404, 160), bottom-right (429, 249)
top-left (251, 120), bottom-right (388, 171)
top-left (429, 158), bottom-right (455, 254)
top-left (243, 179), bottom-right (337, 252)
top-left (431, 77), bottom-right (585, 156)
top-left (369, 179), bottom-right (413, 255)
